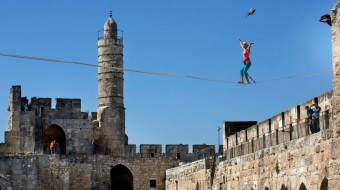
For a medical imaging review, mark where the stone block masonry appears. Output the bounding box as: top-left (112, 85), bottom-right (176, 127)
top-left (166, 3), bottom-right (340, 189)
top-left (332, 2), bottom-right (340, 139)
top-left (1, 3), bottom-right (340, 189)
top-left (0, 84), bottom-right (203, 189)
top-left (166, 91), bottom-right (337, 189)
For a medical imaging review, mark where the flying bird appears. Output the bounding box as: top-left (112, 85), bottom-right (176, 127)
top-left (319, 14), bottom-right (332, 26)
top-left (246, 9), bottom-right (256, 17)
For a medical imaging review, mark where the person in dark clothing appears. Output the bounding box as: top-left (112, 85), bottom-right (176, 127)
top-left (196, 149), bottom-right (202, 160)
top-left (305, 106), bottom-right (314, 134)
top-left (311, 104), bottom-right (321, 133)
top-left (92, 140), bottom-right (99, 155)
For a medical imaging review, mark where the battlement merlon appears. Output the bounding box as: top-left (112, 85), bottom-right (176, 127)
top-left (9, 85), bottom-right (21, 112)
top-left (30, 97), bottom-right (52, 110)
top-left (166, 144), bottom-right (189, 159)
top-left (8, 86), bottom-right (88, 114)
top-left (55, 98), bottom-right (81, 111)
top-left (140, 144), bottom-right (162, 158)
top-left (193, 144), bottom-right (215, 155)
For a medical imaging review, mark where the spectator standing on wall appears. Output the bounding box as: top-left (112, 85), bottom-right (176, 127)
top-left (55, 141), bottom-right (59, 154)
top-left (23, 97), bottom-right (29, 112)
top-left (92, 140), bottom-right (99, 155)
top-left (50, 140), bottom-right (56, 154)
top-left (311, 104), bottom-right (321, 133)
top-left (23, 102), bottom-right (28, 111)
top-left (196, 149), bottom-right (202, 160)
top-left (305, 106), bottom-right (313, 134)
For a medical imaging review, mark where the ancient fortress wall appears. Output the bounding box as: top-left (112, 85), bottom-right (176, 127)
top-left (166, 159), bottom-right (214, 190)
top-left (166, 3), bottom-right (340, 189)
top-left (0, 85), bottom-right (94, 155)
top-left (0, 85), bottom-right (205, 189)
top-left (0, 85), bottom-right (193, 157)
top-left (222, 90), bottom-right (333, 161)
top-left (166, 92), bottom-right (338, 190)
top-left (1, 3), bottom-right (340, 190)
top-left (0, 154), bottom-right (182, 189)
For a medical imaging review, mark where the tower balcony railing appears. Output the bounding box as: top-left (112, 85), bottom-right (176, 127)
top-left (97, 29), bottom-right (123, 41)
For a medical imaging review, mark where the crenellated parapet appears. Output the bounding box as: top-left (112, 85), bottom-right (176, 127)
top-left (1, 85), bottom-right (211, 159)
top-left (168, 89), bottom-right (336, 190)
top-left (1, 86), bottom-right (96, 155)
top-left (166, 144), bottom-right (189, 160)
top-left (221, 90), bottom-right (333, 160)
top-left (140, 144), bottom-right (162, 158)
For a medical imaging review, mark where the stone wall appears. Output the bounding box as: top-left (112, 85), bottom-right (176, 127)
top-left (167, 16), bottom-right (340, 186)
top-left (0, 85), bottom-right (204, 189)
top-left (2, 3), bottom-right (340, 189)
top-left (166, 90), bottom-right (339, 189)
top-left (332, 2), bottom-right (340, 139)
top-left (221, 91), bottom-right (333, 161)
top-left (212, 129), bottom-right (339, 190)
top-left (166, 159), bottom-right (214, 190)
top-left (0, 86), bottom-right (94, 155)
top-left (166, 144), bottom-right (189, 160)
top-left (0, 154), bottom-right (180, 190)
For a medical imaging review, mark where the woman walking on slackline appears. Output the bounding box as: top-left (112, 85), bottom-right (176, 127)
top-left (238, 39), bottom-right (254, 84)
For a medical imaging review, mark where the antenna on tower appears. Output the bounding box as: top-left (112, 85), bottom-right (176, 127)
top-left (110, 10), bottom-right (112, 18)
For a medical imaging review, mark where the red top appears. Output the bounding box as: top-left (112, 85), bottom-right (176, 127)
top-left (242, 50), bottom-right (250, 63)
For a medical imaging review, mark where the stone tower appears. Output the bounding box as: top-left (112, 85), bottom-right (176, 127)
top-left (332, 2), bottom-right (340, 138)
top-left (96, 13), bottom-right (127, 154)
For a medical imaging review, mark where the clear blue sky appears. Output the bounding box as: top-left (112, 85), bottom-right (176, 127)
top-left (0, 1), bottom-right (335, 151)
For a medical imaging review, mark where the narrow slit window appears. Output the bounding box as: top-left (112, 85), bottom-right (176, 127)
top-left (176, 153), bottom-right (180, 159)
top-left (150, 180), bottom-right (156, 188)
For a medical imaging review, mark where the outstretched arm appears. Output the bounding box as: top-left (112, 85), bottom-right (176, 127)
top-left (247, 42), bottom-right (254, 51)
top-left (239, 39), bottom-right (245, 49)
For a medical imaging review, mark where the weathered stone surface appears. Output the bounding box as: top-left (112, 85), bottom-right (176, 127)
top-left (2, 3), bottom-right (340, 190)
top-left (0, 15), bottom-right (187, 190)
top-left (165, 3), bottom-right (340, 190)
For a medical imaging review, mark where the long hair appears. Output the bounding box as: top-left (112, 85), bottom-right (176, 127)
top-left (242, 42), bottom-right (250, 53)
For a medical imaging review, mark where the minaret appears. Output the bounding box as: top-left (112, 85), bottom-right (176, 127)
top-left (97, 12), bottom-right (127, 153)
